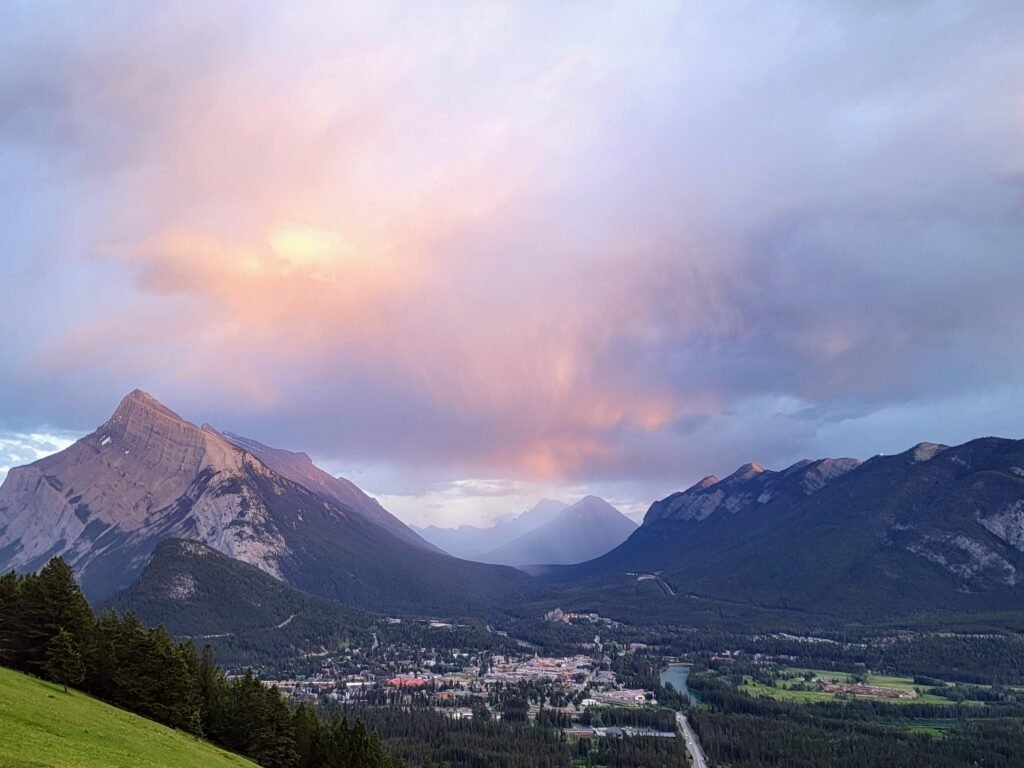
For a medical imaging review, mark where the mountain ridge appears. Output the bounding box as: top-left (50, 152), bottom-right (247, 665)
top-left (0, 390), bottom-right (530, 613)
top-left (543, 436), bottom-right (1024, 622)
top-left (218, 430), bottom-right (439, 553)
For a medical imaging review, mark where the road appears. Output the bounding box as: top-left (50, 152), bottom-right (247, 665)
top-left (676, 712), bottom-right (708, 768)
top-left (657, 578), bottom-right (677, 596)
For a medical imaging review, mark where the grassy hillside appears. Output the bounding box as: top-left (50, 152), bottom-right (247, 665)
top-left (0, 666), bottom-right (257, 768)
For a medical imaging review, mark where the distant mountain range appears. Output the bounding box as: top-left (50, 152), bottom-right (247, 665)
top-left (3, 389), bottom-right (1023, 636)
top-left (0, 390), bottom-right (527, 614)
top-left (415, 496), bottom-right (637, 567)
top-left (481, 496), bottom-right (637, 566)
top-left (414, 499), bottom-right (568, 560)
top-left (543, 438), bottom-right (1024, 622)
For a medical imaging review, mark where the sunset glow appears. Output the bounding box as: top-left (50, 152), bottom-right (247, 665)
top-left (2, 1), bottom-right (1024, 524)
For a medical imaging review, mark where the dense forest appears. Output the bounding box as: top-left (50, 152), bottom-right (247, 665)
top-left (331, 705), bottom-right (688, 768)
top-left (0, 557), bottom-right (394, 768)
top-left (613, 625), bottom-right (1024, 687)
top-left (687, 668), bottom-right (1024, 767)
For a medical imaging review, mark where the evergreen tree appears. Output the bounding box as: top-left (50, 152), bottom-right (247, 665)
top-left (1, 564), bottom-right (395, 768)
top-left (87, 610), bottom-right (123, 699)
top-left (45, 628), bottom-right (85, 693)
top-left (0, 571), bottom-right (19, 664)
top-left (16, 557), bottom-right (93, 672)
top-left (196, 643), bottom-right (226, 734)
top-left (178, 638), bottom-right (203, 735)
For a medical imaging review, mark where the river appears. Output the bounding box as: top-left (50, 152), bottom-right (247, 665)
top-left (661, 664), bottom-right (709, 767)
top-left (660, 662), bottom-right (700, 704)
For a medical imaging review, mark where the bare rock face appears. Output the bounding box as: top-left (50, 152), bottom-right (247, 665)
top-left (912, 442), bottom-right (949, 462)
top-left (646, 456), bottom-right (862, 523)
top-left (0, 390), bottom-right (288, 595)
top-left (0, 390), bottom-right (529, 614)
top-left (978, 500), bottom-right (1024, 552)
top-left (219, 431), bottom-right (440, 553)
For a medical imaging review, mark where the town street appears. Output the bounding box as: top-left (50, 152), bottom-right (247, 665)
top-left (676, 712), bottom-right (708, 768)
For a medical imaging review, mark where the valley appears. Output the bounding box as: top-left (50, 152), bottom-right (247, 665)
top-left (2, 391), bottom-right (1024, 767)
top-left (4, 5), bottom-right (1022, 764)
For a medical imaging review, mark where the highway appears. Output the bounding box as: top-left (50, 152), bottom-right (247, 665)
top-left (676, 712), bottom-right (708, 768)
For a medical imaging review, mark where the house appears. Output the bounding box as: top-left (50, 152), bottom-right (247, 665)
top-left (563, 726), bottom-right (596, 737)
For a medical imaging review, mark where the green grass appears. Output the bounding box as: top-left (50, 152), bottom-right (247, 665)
top-left (0, 667), bottom-right (258, 768)
top-left (739, 668), bottom-right (981, 706)
top-left (900, 723), bottom-right (953, 737)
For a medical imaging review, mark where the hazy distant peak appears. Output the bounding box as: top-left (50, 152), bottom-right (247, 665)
top-left (559, 495), bottom-right (625, 520)
top-left (535, 497), bottom-right (564, 506)
top-left (480, 495), bottom-right (636, 566)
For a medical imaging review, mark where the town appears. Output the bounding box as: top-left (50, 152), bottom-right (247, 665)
top-left (252, 645), bottom-right (667, 736)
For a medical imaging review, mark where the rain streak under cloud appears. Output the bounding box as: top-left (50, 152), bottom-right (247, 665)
top-left (2, 1), bottom-right (1024, 524)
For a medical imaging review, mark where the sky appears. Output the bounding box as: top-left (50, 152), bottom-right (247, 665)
top-left (2, 1), bottom-right (1024, 527)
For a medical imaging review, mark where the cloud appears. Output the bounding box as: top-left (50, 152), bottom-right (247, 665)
top-left (2, 1), bottom-right (1024, 523)
top-left (0, 431), bottom-right (77, 484)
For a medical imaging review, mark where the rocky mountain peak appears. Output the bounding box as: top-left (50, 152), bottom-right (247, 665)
top-left (647, 456), bottom-right (861, 524)
top-left (560, 495), bottom-right (620, 521)
top-left (726, 462), bottom-right (765, 482)
top-left (911, 442), bottom-right (949, 462)
top-left (688, 475), bottom-right (720, 491)
top-left (107, 389), bottom-right (186, 431)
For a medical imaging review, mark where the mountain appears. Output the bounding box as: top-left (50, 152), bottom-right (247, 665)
top-left (103, 538), bottom-right (369, 665)
top-left (641, 458), bottom-right (861, 524)
top-left (547, 438), bottom-right (1024, 622)
top-left (219, 430), bottom-right (440, 553)
top-left (481, 496), bottom-right (637, 566)
top-left (0, 390), bottom-right (529, 613)
top-left (414, 498), bottom-right (568, 560)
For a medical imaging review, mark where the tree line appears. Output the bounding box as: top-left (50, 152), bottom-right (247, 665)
top-left (686, 668), bottom-right (1024, 768)
top-left (0, 557), bottom-right (395, 768)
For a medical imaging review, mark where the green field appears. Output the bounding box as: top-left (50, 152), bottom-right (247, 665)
top-left (739, 668), bottom-right (977, 706)
top-left (0, 667), bottom-right (257, 768)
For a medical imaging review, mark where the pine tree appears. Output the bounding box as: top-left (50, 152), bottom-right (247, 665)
top-left (0, 571), bottom-right (19, 664)
top-left (293, 703), bottom-right (319, 768)
top-left (178, 638), bottom-right (203, 735)
top-left (45, 628), bottom-right (85, 693)
top-left (17, 557), bottom-right (93, 673)
top-left (197, 644), bottom-right (225, 735)
top-left (87, 610), bottom-right (123, 699)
